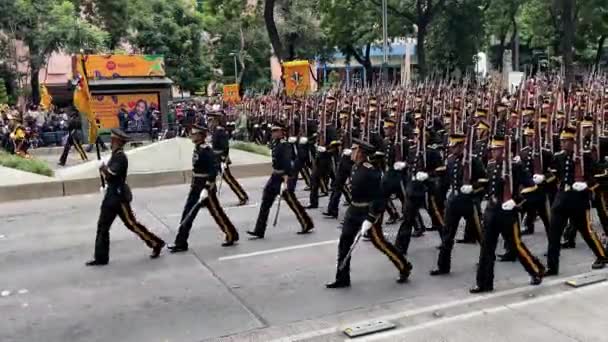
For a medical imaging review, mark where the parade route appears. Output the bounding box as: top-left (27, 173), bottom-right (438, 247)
top-left (2, 176), bottom-right (607, 342)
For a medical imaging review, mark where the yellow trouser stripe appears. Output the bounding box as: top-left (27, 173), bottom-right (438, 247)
top-left (224, 168), bottom-right (247, 200)
top-left (430, 196), bottom-right (445, 226)
top-left (586, 210), bottom-right (605, 258)
top-left (120, 204), bottom-right (155, 246)
top-left (284, 191), bottom-right (308, 229)
top-left (512, 219), bottom-right (540, 275)
top-left (370, 224), bottom-right (405, 271)
top-left (599, 192), bottom-right (608, 223)
top-left (207, 194), bottom-right (233, 241)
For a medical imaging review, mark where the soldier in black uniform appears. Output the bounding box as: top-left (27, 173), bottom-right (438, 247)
top-left (430, 132), bottom-right (486, 276)
top-left (307, 125), bottom-right (339, 209)
top-left (168, 124), bottom-right (239, 252)
top-left (471, 135), bottom-right (544, 293)
top-left (326, 138), bottom-right (412, 288)
top-left (248, 122), bottom-right (314, 238)
top-left (59, 112), bottom-right (88, 166)
top-left (86, 129), bottom-right (165, 266)
top-left (545, 126), bottom-right (608, 276)
top-left (210, 114), bottom-right (249, 205)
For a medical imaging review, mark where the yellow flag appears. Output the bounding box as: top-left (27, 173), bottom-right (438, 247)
top-left (73, 55), bottom-right (97, 144)
top-left (39, 84), bottom-right (53, 110)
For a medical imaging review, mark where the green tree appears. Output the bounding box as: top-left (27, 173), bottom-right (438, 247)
top-left (0, 79), bottom-right (8, 104)
top-left (0, 0), bottom-right (108, 104)
top-left (485, 0), bottom-right (526, 71)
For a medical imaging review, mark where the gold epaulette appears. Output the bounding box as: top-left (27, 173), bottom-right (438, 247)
top-left (546, 176), bottom-right (557, 183)
top-left (477, 178), bottom-right (489, 183)
top-left (363, 162), bottom-right (372, 168)
top-left (521, 185), bottom-right (538, 194)
top-left (435, 166), bottom-right (446, 172)
top-left (554, 151), bottom-right (565, 155)
top-left (594, 170), bottom-right (608, 178)
top-left (589, 184), bottom-right (600, 191)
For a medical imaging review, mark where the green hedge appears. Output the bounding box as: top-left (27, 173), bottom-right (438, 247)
top-left (230, 141), bottom-right (270, 156)
top-left (0, 151), bottom-right (54, 177)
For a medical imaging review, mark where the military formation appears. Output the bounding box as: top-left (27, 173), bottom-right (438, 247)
top-left (87, 73), bottom-right (608, 294)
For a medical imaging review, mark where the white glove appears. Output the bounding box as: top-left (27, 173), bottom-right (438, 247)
top-left (199, 189), bottom-right (209, 201)
top-left (288, 136), bottom-right (297, 143)
top-left (253, 124), bottom-right (259, 128)
top-left (280, 182), bottom-right (286, 193)
top-left (317, 146), bottom-right (326, 153)
top-left (513, 155), bottom-right (521, 163)
top-left (393, 161), bottom-right (406, 170)
top-left (220, 162), bottom-right (226, 173)
top-left (299, 137), bottom-right (308, 144)
top-left (99, 186), bottom-right (107, 194)
top-left (460, 185), bottom-right (473, 194)
top-left (416, 171), bottom-right (429, 181)
top-left (361, 220), bottom-right (373, 234)
top-left (342, 148), bottom-right (352, 156)
top-left (501, 199), bottom-right (516, 211)
top-left (573, 182), bottom-right (587, 191)
top-left (532, 174), bottom-right (545, 184)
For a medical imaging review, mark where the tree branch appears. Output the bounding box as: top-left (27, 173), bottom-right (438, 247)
top-left (368, 0), bottom-right (417, 24)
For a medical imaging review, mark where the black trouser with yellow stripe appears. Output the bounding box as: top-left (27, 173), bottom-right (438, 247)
top-left (435, 193), bottom-right (483, 273)
top-left (547, 191), bottom-right (607, 273)
top-left (335, 207), bottom-right (412, 283)
top-left (253, 173), bottom-right (314, 236)
top-left (222, 165), bottom-right (249, 203)
top-left (476, 204), bottom-right (544, 289)
top-left (562, 187), bottom-right (608, 245)
top-left (174, 183), bottom-right (239, 247)
top-left (309, 154), bottom-right (331, 207)
top-left (94, 195), bottom-right (165, 263)
top-left (521, 188), bottom-right (552, 235)
top-left (59, 133), bottom-right (88, 165)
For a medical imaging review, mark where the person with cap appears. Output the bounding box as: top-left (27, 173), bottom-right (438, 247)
top-left (326, 138), bottom-right (412, 288)
top-left (168, 124), bottom-right (240, 252)
top-left (471, 134), bottom-right (544, 293)
top-left (545, 126), bottom-right (608, 276)
top-left (86, 129), bottom-right (165, 266)
top-left (379, 116), bottom-right (408, 225)
top-left (58, 111), bottom-right (88, 166)
top-left (307, 124), bottom-right (339, 209)
top-left (210, 112), bottom-right (249, 206)
top-left (430, 132), bottom-right (486, 276)
top-left (247, 121), bottom-right (314, 238)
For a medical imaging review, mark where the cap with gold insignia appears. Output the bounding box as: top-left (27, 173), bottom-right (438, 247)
top-left (448, 133), bottom-right (466, 147)
top-left (191, 124), bottom-right (208, 135)
top-left (110, 128), bottom-right (132, 141)
top-left (489, 134), bottom-right (506, 149)
top-left (559, 126), bottom-right (576, 140)
top-left (271, 121), bottom-right (287, 131)
top-left (383, 118), bottom-right (396, 128)
top-left (474, 109), bottom-right (488, 118)
top-left (351, 138), bottom-right (376, 154)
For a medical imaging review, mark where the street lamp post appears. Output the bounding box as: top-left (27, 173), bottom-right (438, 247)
top-left (381, 0), bottom-right (388, 84)
top-left (229, 53), bottom-right (238, 83)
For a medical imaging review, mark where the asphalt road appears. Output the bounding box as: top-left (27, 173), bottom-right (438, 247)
top-left (1, 176), bottom-right (607, 342)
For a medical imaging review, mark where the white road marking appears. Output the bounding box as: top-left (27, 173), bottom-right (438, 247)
top-left (1, 290), bottom-right (11, 297)
top-left (359, 281), bottom-right (608, 341)
top-left (273, 271), bottom-right (608, 342)
top-left (218, 239), bottom-right (338, 261)
top-left (0, 234), bottom-right (5, 240)
top-left (17, 289), bottom-right (28, 295)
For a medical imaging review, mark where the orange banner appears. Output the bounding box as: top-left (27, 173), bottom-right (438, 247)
top-left (223, 84), bottom-right (241, 103)
top-left (90, 93), bottom-right (160, 129)
top-left (283, 60), bottom-right (311, 97)
top-left (85, 55), bottom-right (165, 79)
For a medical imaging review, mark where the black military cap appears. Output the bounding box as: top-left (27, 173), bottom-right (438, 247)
top-left (271, 121), bottom-right (287, 131)
top-left (351, 138), bottom-right (375, 154)
top-left (448, 133), bottom-right (466, 147)
top-left (489, 134), bottom-right (506, 149)
top-left (110, 128), bottom-right (131, 142)
top-left (191, 124), bottom-right (208, 135)
top-left (559, 126), bottom-right (576, 140)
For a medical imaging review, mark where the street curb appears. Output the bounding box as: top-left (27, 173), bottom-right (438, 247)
top-left (0, 162), bottom-right (271, 203)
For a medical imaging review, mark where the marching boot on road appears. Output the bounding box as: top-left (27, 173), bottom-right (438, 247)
top-left (86, 129), bottom-right (165, 266)
top-left (168, 124), bottom-right (239, 252)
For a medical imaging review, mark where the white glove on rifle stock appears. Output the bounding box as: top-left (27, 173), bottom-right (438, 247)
top-left (199, 189), bottom-right (209, 201)
top-left (573, 182), bottom-right (587, 192)
top-left (361, 220), bottom-right (373, 235)
top-left (317, 146), bottom-right (326, 153)
top-left (501, 199), bottom-right (516, 211)
top-left (460, 185), bottom-right (473, 194)
top-left (393, 161), bottom-right (406, 170)
top-left (416, 171), bottom-right (429, 181)
top-left (280, 182), bottom-right (286, 193)
top-left (532, 174), bottom-right (545, 185)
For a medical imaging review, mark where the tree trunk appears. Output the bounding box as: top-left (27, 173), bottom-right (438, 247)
top-left (364, 44), bottom-right (373, 87)
top-left (264, 0), bottom-right (285, 61)
top-left (417, 25), bottom-right (427, 79)
top-left (595, 35), bottom-right (606, 69)
top-left (561, 0), bottom-right (575, 88)
top-left (511, 16), bottom-right (520, 72)
top-left (30, 63), bottom-right (40, 106)
top-left (497, 33), bottom-right (507, 72)
top-left (237, 24), bottom-right (247, 85)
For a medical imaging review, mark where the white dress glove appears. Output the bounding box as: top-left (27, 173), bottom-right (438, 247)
top-left (288, 136), bottom-right (297, 143)
top-left (532, 174), bottom-right (545, 185)
top-left (220, 162), bottom-right (226, 173)
top-left (199, 189), bottom-right (209, 201)
top-left (393, 161), bottom-right (406, 170)
top-left (460, 185), bottom-right (473, 194)
top-left (299, 137), bottom-right (308, 144)
top-left (573, 182), bottom-right (587, 191)
top-left (513, 155), bottom-right (521, 163)
top-left (99, 186), bottom-right (107, 194)
top-left (280, 182), bottom-right (286, 193)
top-left (342, 148), bottom-right (352, 156)
top-left (361, 220), bottom-right (373, 234)
top-left (317, 146), bottom-right (326, 153)
top-left (501, 199), bottom-right (516, 211)
top-left (416, 171), bottom-right (429, 181)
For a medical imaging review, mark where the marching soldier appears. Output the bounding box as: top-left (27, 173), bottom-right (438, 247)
top-left (168, 124), bottom-right (240, 252)
top-left (471, 135), bottom-right (544, 293)
top-left (211, 113), bottom-right (249, 205)
top-left (307, 125), bottom-right (339, 209)
top-left (545, 126), bottom-right (608, 276)
top-left (59, 111), bottom-right (88, 166)
top-left (86, 129), bottom-right (165, 266)
top-left (326, 138), bottom-right (412, 288)
top-left (323, 110), bottom-right (354, 218)
top-left (248, 122), bottom-right (314, 238)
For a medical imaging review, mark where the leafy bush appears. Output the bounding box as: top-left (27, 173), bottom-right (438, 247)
top-left (230, 141), bottom-right (270, 156)
top-left (0, 151), bottom-right (54, 177)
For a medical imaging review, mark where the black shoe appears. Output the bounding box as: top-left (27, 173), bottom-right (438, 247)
top-left (469, 286), bottom-right (493, 294)
top-left (456, 239), bottom-right (476, 244)
top-left (303, 187), bottom-right (311, 191)
top-left (498, 254), bottom-right (516, 262)
top-left (386, 216), bottom-right (400, 225)
top-left (412, 229), bottom-right (424, 238)
top-left (297, 228), bottom-right (314, 235)
top-left (222, 240), bottom-right (236, 247)
top-left (521, 228), bottom-right (534, 235)
top-left (246, 231), bottom-right (264, 239)
top-left (322, 211), bottom-right (338, 219)
top-left (530, 275), bottom-right (542, 285)
top-left (362, 233), bottom-right (371, 241)
top-left (168, 244), bottom-right (188, 253)
top-left (150, 242), bottom-right (165, 259)
top-left (238, 199), bottom-right (249, 206)
top-left (544, 268), bottom-right (558, 277)
top-left (592, 258), bottom-right (608, 269)
top-left (561, 241), bottom-right (576, 249)
top-left (305, 205), bottom-right (318, 210)
top-left (57, 162), bottom-right (65, 167)
top-left (325, 280), bottom-right (351, 288)
top-left (85, 259), bottom-right (108, 266)
top-left (430, 269), bottom-right (449, 276)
